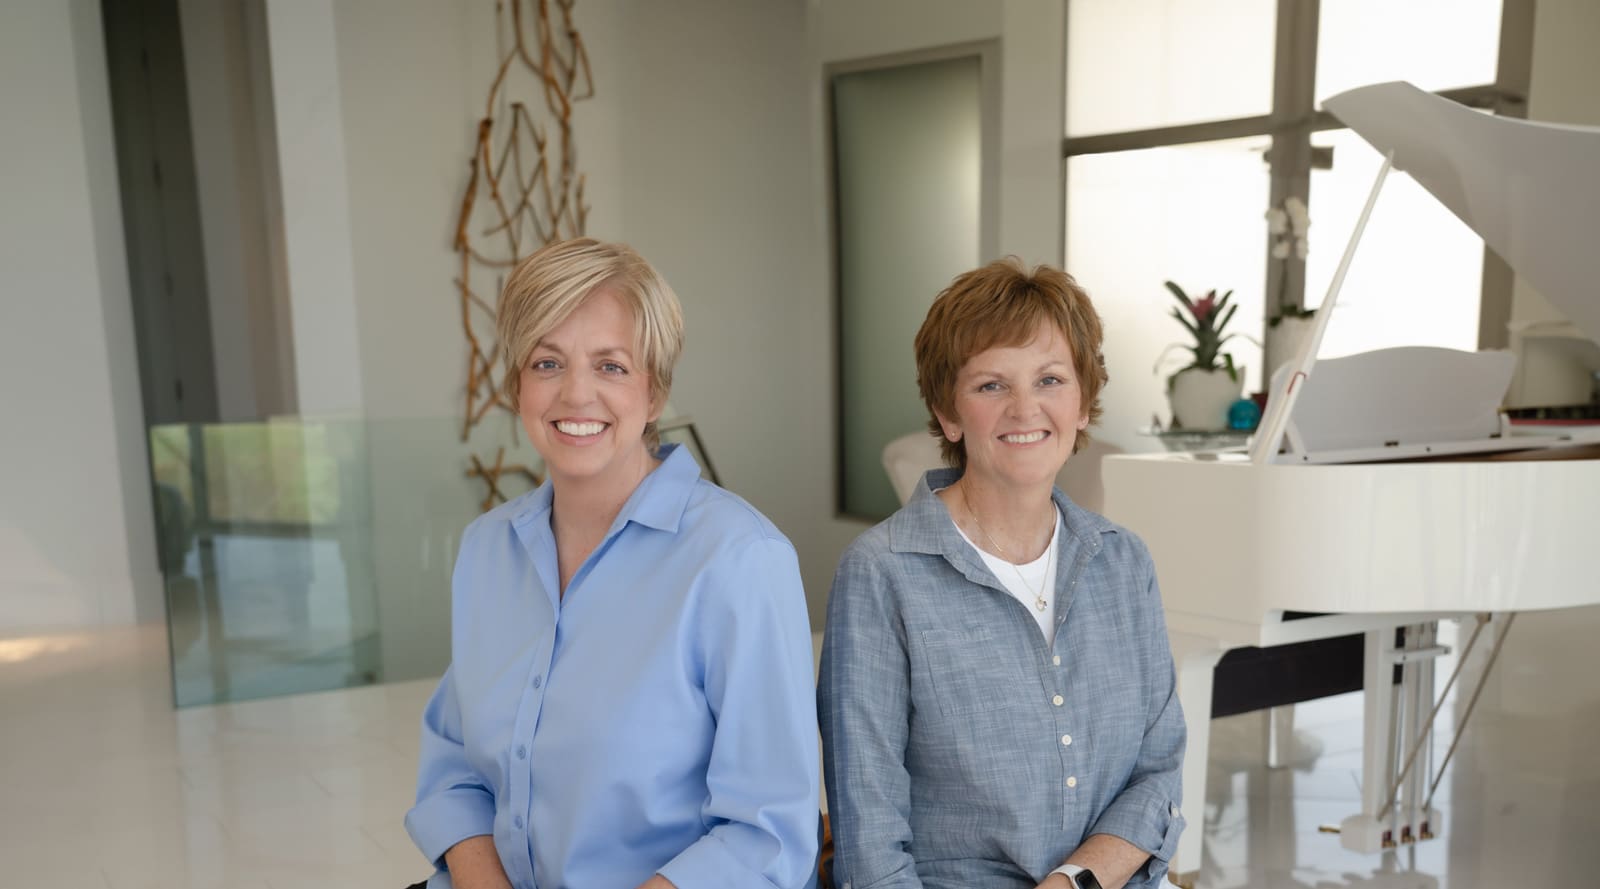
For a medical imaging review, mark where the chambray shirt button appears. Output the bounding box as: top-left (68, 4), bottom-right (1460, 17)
top-left (1052, 695), bottom-right (1064, 706)
top-left (513, 815), bottom-right (524, 829)
top-left (1052, 655), bottom-right (1061, 666)
top-left (1066, 776), bottom-right (1078, 788)
top-left (1061, 734), bottom-right (1072, 747)
top-left (532, 675), bottom-right (543, 689)
top-left (516, 745), bottom-right (527, 760)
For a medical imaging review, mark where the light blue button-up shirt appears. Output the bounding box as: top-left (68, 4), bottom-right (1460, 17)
top-left (406, 445), bottom-right (820, 889)
top-left (819, 469), bottom-right (1185, 889)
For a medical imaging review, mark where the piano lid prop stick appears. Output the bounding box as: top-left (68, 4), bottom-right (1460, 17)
top-left (1249, 151), bottom-right (1395, 464)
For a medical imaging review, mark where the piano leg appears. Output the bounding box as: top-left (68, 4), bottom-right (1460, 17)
top-left (1265, 705), bottom-right (1295, 769)
top-left (1401, 623), bottom-right (1438, 844)
top-left (1169, 631), bottom-right (1225, 887)
top-left (1341, 623), bottom-right (1445, 852)
top-left (1339, 628), bottom-right (1401, 852)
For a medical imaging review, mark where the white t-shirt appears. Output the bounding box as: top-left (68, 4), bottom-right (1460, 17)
top-left (952, 512), bottom-right (1062, 645)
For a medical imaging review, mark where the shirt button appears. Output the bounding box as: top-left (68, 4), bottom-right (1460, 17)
top-left (1052, 655), bottom-right (1061, 666)
top-left (1062, 733), bottom-right (1073, 745)
top-left (512, 815), bottom-right (524, 829)
top-left (1066, 776), bottom-right (1078, 788)
top-left (1052, 695), bottom-right (1064, 706)
top-left (516, 745), bottom-right (527, 760)
top-left (532, 675), bottom-right (542, 689)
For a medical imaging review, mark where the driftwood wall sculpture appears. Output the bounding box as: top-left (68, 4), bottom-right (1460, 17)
top-left (457, 0), bottom-right (594, 508)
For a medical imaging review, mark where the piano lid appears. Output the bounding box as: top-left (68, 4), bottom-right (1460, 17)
top-left (1323, 82), bottom-right (1600, 342)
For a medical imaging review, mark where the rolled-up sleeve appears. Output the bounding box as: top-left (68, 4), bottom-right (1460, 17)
top-left (405, 663), bottom-right (497, 870)
top-left (818, 544), bottom-right (924, 889)
top-left (1087, 550), bottom-right (1187, 885)
top-left (657, 535), bottom-right (820, 889)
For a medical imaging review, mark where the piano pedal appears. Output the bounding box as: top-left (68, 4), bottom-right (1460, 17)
top-left (1317, 824), bottom-right (1342, 834)
top-left (1420, 821), bottom-right (1435, 841)
top-left (1399, 825), bottom-right (1415, 844)
top-left (1338, 814), bottom-right (1396, 853)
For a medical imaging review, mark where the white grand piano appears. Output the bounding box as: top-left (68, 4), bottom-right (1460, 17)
top-left (1101, 82), bottom-right (1600, 887)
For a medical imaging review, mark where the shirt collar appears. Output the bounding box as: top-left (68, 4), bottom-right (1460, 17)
top-left (887, 466), bottom-right (1116, 561)
top-left (624, 443), bottom-right (701, 533)
top-left (512, 442), bottom-right (702, 537)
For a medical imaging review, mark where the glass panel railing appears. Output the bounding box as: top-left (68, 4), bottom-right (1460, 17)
top-left (149, 417), bottom-right (489, 706)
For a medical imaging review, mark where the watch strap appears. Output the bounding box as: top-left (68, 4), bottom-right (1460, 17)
top-left (1049, 864), bottom-right (1103, 889)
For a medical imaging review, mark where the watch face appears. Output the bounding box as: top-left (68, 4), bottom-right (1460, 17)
top-left (1073, 870), bottom-right (1104, 889)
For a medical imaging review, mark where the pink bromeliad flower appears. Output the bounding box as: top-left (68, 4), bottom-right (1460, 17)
top-left (1159, 280), bottom-right (1240, 384)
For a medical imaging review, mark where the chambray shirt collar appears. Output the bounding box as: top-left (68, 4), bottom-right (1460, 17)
top-left (511, 442), bottom-right (702, 539)
top-left (887, 467), bottom-right (1116, 593)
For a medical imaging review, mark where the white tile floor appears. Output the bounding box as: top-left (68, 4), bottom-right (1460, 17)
top-left (2, 608), bottom-right (1596, 889)
top-left (0, 626), bottom-right (430, 889)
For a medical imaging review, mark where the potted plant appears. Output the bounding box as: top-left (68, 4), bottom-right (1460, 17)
top-left (1159, 280), bottom-right (1244, 430)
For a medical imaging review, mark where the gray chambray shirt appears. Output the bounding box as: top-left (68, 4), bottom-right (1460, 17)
top-left (819, 468), bottom-right (1185, 889)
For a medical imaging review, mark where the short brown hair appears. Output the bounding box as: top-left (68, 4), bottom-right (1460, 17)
top-left (913, 257), bottom-right (1107, 469)
top-left (497, 238), bottom-right (685, 451)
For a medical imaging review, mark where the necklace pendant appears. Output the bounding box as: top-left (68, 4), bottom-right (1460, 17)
top-left (1035, 596), bottom-right (1047, 612)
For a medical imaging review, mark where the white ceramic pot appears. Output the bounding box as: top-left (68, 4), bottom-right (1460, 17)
top-left (1264, 315), bottom-right (1316, 385)
top-left (1168, 367), bottom-right (1243, 430)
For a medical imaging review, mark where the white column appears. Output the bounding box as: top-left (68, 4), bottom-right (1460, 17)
top-left (263, 0), bottom-right (365, 417)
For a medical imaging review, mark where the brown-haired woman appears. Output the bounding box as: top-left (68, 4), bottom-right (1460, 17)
top-left (820, 258), bottom-right (1185, 889)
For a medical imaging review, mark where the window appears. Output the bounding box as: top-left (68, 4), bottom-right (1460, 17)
top-left (1064, 0), bottom-right (1530, 449)
top-left (1066, 137), bottom-right (1270, 439)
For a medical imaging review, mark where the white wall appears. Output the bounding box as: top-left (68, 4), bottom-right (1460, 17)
top-left (306, 0), bottom-right (841, 635)
top-left (0, 0), bottom-right (162, 634)
top-left (1490, 1), bottom-right (1600, 809)
top-left (319, 0), bottom-right (629, 678)
top-left (266, 0), bottom-right (367, 417)
top-left (606, 0), bottom-right (839, 625)
top-left (1510, 0), bottom-right (1600, 327)
top-left (326, 0), bottom-right (627, 426)
top-left (605, 0), bottom-right (1066, 625)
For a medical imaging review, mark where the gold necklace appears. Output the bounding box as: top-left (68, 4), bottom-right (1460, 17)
top-left (960, 483), bottom-right (1055, 612)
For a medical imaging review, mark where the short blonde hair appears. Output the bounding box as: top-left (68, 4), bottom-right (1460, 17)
top-left (913, 257), bottom-right (1107, 469)
top-left (497, 238), bottom-right (685, 451)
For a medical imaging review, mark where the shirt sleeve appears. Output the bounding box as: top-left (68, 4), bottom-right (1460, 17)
top-left (817, 543), bottom-right (925, 889)
top-left (1086, 544), bottom-right (1187, 887)
top-left (404, 662), bottom-right (498, 870)
top-left (656, 534), bottom-right (821, 889)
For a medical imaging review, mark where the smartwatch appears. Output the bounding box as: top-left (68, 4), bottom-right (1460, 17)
top-left (1050, 864), bottom-right (1104, 889)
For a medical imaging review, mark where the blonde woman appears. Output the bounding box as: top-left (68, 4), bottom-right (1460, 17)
top-left (407, 238), bottom-right (819, 889)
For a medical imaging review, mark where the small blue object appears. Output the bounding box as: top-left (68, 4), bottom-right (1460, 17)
top-left (1227, 398), bottom-right (1261, 431)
